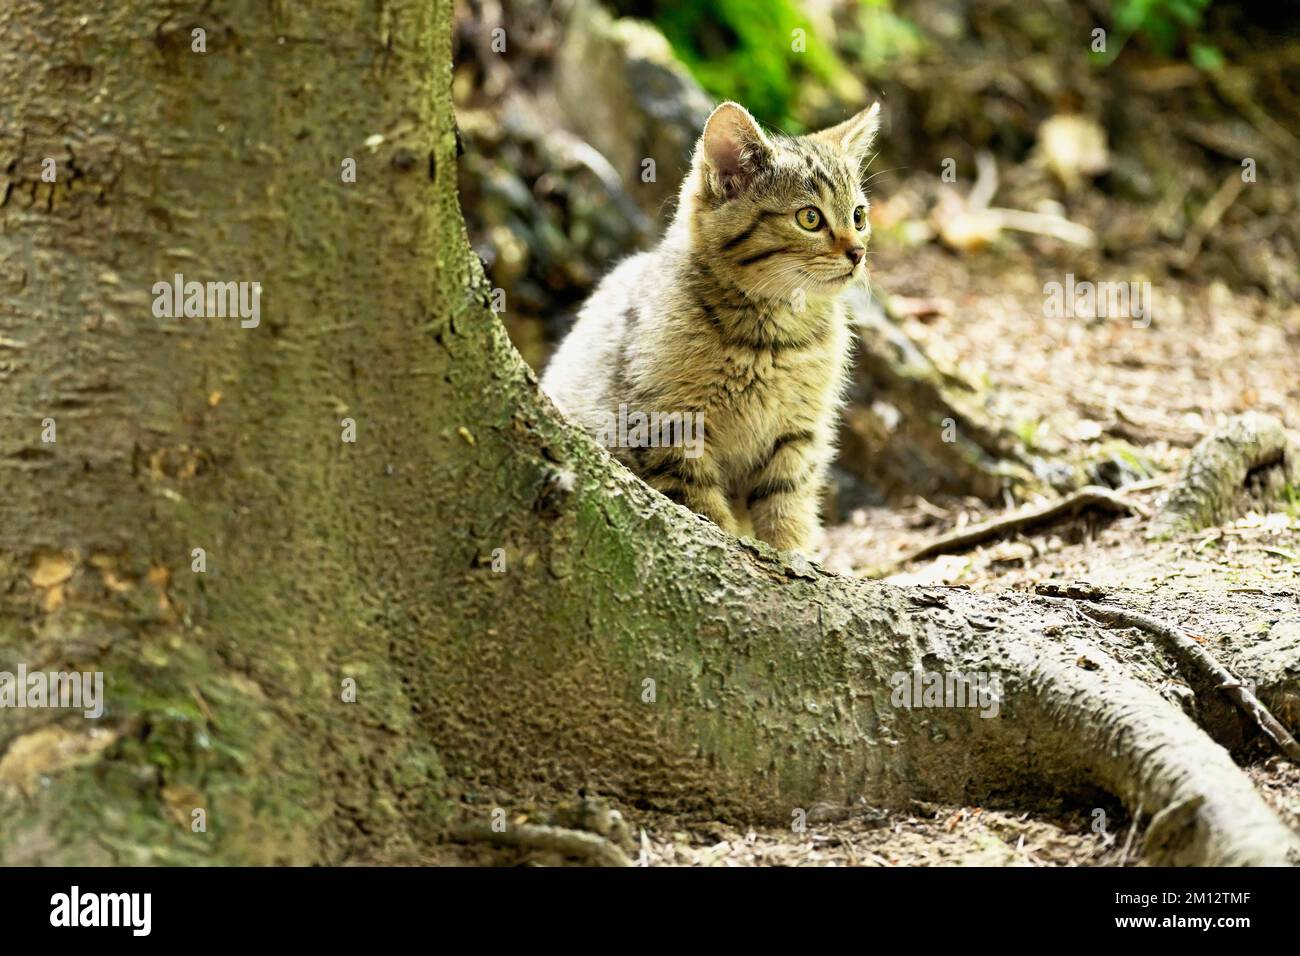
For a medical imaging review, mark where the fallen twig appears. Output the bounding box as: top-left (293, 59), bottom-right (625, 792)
top-left (449, 820), bottom-right (634, 867)
top-left (967, 150), bottom-right (998, 211)
top-left (898, 486), bottom-right (1148, 565)
top-left (986, 207), bottom-right (1096, 247)
top-left (931, 153), bottom-right (1096, 251)
top-left (1115, 473), bottom-right (1177, 493)
top-left (1040, 596), bottom-right (1300, 764)
top-left (1105, 406), bottom-right (1202, 448)
top-left (1178, 170), bottom-right (1246, 268)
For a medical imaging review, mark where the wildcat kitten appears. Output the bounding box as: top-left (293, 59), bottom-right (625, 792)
top-left (542, 100), bottom-right (880, 552)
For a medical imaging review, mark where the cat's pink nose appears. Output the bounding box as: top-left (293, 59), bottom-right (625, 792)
top-left (846, 247), bottom-right (866, 266)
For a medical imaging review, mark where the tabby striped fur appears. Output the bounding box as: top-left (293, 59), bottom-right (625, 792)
top-left (542, 100), bottom-right (881, 552)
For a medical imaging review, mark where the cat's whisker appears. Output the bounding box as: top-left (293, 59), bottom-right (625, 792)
top-left (748, 263), bottom-right (813, 309)
top-left (764, 268), bottom-right (809, 304)
top-left (742, 261), bottom-right (810, 302)
top-left (862, 165), bottom-right (905, 185)
top-left (749, 264), bottom-right (808, 298)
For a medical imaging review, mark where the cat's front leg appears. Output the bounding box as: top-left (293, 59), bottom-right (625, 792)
top-left (632, 447), bottom-right (738, 535)
top-left (745, 433), bottom-right (826, 553)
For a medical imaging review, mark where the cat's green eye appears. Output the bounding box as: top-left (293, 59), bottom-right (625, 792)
top-left (852, 206), bottom-right (867, 230)
top-left (795, 206), bottom-right (823, 231)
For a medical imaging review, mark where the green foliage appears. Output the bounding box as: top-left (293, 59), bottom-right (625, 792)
top-left (1188, 41), bottom-right (1225, 71)
top-left (843, 0), bottom-right (926, 73)
top-left (1014, 417), bottom-right (1044, 451)
top-left (1114, 0), bottom-right (1211, 53)
top-left (646, 0), bottom-right (840, 129)
top-left (1109, 0), bottom-right (1222, 65)
top-left (629, 0), bottom-right (924, 130)
top-left (636, 0), bottom-right (1225, 121)
top-left (1282, 484), bottom-right (1300, 520)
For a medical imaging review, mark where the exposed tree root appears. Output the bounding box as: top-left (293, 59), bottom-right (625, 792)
top-left (449, 820), bottom-right (634, 867)
top-left (939, 590), bottom-right (1300, 865)
top-left (895, 485), bottom-right (1147, 565)
top-left (801, 583), bottom-right (1300, 866)
top-left (1081, 402), bottom-right (1202, 448)
top-left (413, 318), bottom-right (1300, 868)
top-left (1036, 592), bottom-right (1300, 763)
top-left (891, 586), bottom-right (1300, 864)
top-left (1150, 412), bottom-right (1298, 539)
top-left (1227, 617), bottom-right (1300, 734)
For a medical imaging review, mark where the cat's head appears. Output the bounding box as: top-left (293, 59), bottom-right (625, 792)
top-left (681, 100), bottom-right (881, 302)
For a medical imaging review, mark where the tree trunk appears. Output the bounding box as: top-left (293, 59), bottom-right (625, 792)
top-left (0, 0), bottom-right (464, 864)
top-left (1, 0), bottom-right (1296, 866)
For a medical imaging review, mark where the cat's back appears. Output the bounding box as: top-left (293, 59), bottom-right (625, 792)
top-left (540, 247), bottom-right (667, 422)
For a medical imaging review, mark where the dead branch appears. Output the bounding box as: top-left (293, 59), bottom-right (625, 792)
top-left (1178, 171), bottom-right (1246, 267)
top-left (932, 153), bottom-right (1096, 251)
top-left (967, 150), bottom-right (998, 210)
top-left (898, 486), bottom-right (1148, 565)
top-left (986, 207), bottom-right (1096, 247)
top-left (450, 820), bottom-right (634, 867)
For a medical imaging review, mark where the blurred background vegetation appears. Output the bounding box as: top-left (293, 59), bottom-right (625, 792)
top-left (598, 0), bottom-right (1270, 136)
top-left (617, 0), bottom-right (1225, 132)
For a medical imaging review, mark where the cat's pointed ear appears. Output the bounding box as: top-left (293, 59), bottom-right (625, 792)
top-left (812, 102), bottom-right (881, 169)
top-left (699, 101), bottom-right (773, 200)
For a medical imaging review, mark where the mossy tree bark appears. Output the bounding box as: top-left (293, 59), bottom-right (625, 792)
top-left (1150, 412), bottom-right (1298, 539)
top-left (0, 0), bottom-right (1296, 866)
top-left (0, 0), bottom-right (462, 863)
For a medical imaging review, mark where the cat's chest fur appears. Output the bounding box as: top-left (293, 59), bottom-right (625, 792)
top-left (701, 305), bottom-right (842, 402)
top-left (644, 296), bottom-right (851, 477)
